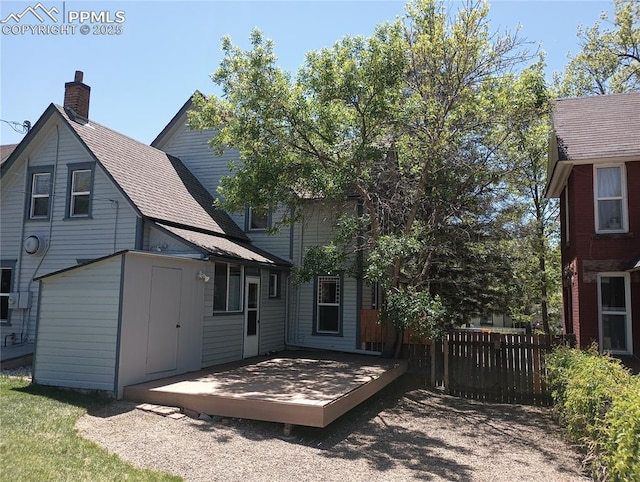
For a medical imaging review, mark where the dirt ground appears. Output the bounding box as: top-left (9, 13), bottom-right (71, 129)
top-left (77, 375), bottom-right (590, 482)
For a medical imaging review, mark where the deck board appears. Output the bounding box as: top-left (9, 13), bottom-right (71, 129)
top-left (124, 352), bottom-right (407, 427)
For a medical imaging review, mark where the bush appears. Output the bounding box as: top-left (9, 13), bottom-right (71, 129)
top-left (546, 346), bottom-right (640, 481)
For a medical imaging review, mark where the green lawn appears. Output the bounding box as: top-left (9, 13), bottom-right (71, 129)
top-left (0, 375), bottom-right (181, 481)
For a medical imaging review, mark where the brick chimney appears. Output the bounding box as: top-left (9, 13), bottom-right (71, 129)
top-left (64, 71), bottom-right (90, 120)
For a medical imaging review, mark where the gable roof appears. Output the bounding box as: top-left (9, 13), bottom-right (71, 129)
top-left (2, 103), bottom-right (246, 240)
top-left (546, 92), bottom-right (640, 198)
top-left (0, 144), bottom-right (17, 165)
top-left (60, 104), bottom-right (248, 241)
top-left (552, 92), bottom-right (640, 162)
top-left (151, 95), bottom-right (195, 149)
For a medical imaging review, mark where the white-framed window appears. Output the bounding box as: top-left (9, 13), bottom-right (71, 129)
top-left (66, 163), bottom-right (94, 218)
top-left (247, 206), bottom-right (269, 231)
top-left (564, 186), bottom-right (570, 246)
top-left (213, 262), bottom-right (243, 312)
top-left (29, 171), bottom-right (52, 219)
top-left (268, 272), bottom-right (279, 298)
top-left (316, 275), bottom-right (341, 334)
top-left (0, 266), bottom-right (12, 323)
top-left (594, 165), bottom-right (627, 233)
top-left (597, 273), bottom-right (633, 354)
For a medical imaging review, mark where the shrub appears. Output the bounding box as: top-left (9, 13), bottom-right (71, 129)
top-left (546, 346), bottom-right (640, 481)
top-left (598, 377), bottom-right (640, 481)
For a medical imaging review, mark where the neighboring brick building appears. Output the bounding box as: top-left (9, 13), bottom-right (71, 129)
top-left (546, 92), bottom-right (640, 359)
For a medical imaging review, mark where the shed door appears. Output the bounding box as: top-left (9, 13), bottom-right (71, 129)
top-left (146, 267), bottom-right (182, 374)
top-left (243, 276), bottom-right (260, 358)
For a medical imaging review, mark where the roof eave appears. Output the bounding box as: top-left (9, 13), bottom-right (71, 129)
top-left (150, 94), bottom-right (196, 149)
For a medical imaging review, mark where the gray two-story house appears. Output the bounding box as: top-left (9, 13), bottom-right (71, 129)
top-left (0, 72), bottom-right (376, 396)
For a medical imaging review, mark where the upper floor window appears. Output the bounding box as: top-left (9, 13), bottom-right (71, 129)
top-left (28, 168), bottom-right (53, 219)
top-left (66, 163), bottom-right (94, 218)
top-left (247, 206), bottom-right (270, 231)
top-left (213, 262), bottom-right (242, 312)
top-left (594, 165), bottom-right (627, 233)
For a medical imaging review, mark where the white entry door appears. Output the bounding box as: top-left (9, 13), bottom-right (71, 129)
top-left (243, 276), bottom-right (260, 358)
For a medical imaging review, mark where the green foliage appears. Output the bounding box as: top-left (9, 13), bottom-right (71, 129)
top-left (556, 0), bottom-right (640, 96)
top-left (385, 286), bottom-right (449, 338)
top-left (600, 379), bottom-right (640, 481)
top-left (190, 0), bottom-right (545, 340)
top-left (546, 347), bottom-right (640, 480)
top-left (0, 376), bottom-right (179, 481)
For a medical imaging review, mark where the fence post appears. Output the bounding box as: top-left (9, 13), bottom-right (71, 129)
top-left (443, 334), bottom-right (450, 394)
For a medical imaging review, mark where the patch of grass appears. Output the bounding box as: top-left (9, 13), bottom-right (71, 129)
top-left (0, 376), bottom-right (181, 481)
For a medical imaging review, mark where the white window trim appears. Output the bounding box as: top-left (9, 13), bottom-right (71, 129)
top-left (213, 263), bottom-right (244, 313)
top-left (593, 164), bottom-right (628, 234)
top-left (316, 275), bottom-right (341, 334)
top-left (564, 186), bottom-right (570, 246)
top-left (597, 272), bottom-right (633, 355)
top-left (70, 169), bottom-right (92, 217)
top-left (269, 272), bottom-right (278, 298)
top-left (30, 172), bottom-right (51, 219)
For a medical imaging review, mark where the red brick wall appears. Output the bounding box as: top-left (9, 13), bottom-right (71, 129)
top-left (560, 161), bottom-right (640, 355)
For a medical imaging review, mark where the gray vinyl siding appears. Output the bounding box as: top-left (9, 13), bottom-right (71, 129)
top-left (158, 124), bottom-right (234, 200)
top-left (147, 224), bottom-right (202, 254)
top-left (201, 262), bottom-right (243, 367)
top-left (34, 256), bottom-right (122, 392)
top-left (259, 269), bottom-right (286, 353)
top-left (288, 201), bottom-right (360, 352)
top-left (241, 207), bottom-right (292, 261)
top-left (201, 314), bottom-right (244, 367)
top-left (200, 266), bottom-right (286, 367)
top-left (0, 121), bottom-right (138, 342)
top-left (158, 122), bottom-right (293, 261)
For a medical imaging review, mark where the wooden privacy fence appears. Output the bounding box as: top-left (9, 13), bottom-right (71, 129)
top-left (444, 330), bottom-right (550, 405)
top-left (360, 309), bottom-right (552, 405)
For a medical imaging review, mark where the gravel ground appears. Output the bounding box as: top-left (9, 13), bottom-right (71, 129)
top-left (76, 375), bottom-right (590, 482)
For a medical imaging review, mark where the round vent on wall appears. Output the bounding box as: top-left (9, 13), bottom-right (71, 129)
top-left (23, 234), bottom-right (48, 256)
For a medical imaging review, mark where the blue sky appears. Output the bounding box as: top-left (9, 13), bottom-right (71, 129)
top-left (1, 1), bottom-right (613, 146)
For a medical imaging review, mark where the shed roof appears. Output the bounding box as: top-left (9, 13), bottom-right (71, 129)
top-left (156, 223), bottom-right (291, 268)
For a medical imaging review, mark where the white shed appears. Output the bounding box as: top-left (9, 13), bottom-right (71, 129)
top-left (33, 250), bottom-right (206, 398)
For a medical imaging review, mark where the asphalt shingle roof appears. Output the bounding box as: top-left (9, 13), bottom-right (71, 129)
top-left (157, 223), bottom-right (290, 267)
top-left (55, 105), bottom-right (248, 241)
top-left (552, 92), bottom-right (640, 161)
top-left (0, 144), bottom-right (17, 165)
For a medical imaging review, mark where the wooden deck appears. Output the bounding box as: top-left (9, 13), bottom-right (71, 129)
top-left (124, 352), bottom-right (407, 428)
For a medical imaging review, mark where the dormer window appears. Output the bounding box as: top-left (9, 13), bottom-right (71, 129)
top-left (594, 165), bottom-right (627, 233)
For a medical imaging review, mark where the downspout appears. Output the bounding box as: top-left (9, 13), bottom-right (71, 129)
top-left (24, 123), bottom-right (60, 341)
top-left (14, 154), bottom-right (29, 341)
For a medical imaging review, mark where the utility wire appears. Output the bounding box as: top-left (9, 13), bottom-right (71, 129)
top-left (1, 119), bottom-right (31, 134)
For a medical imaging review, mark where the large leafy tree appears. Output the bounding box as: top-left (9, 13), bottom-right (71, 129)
top-left (190, 0), bottom-right (539, 355)
top-left (502, 61), bottom-right (562, 342)
top-left (556, 0), bottom-right (640, 96)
